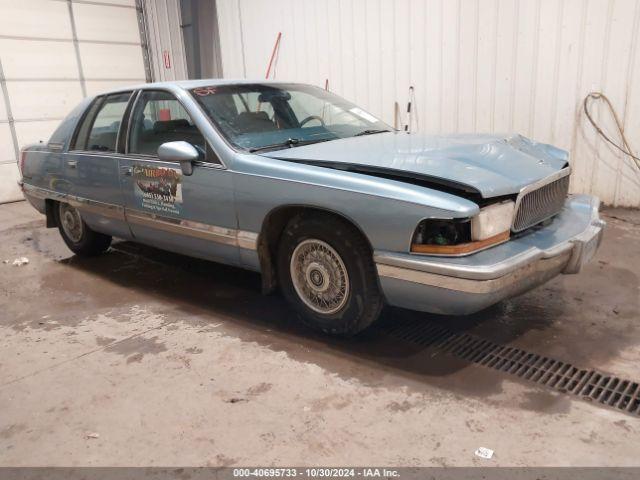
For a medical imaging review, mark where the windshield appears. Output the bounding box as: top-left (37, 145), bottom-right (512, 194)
top-left (190, 83), bottom-right (391, 151)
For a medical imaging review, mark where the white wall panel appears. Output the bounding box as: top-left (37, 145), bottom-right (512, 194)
top-left (0, 124), bottom-right (15, 161)
top-left (84, 80), bottom-right (141, 96)
top-left (0, 164), bottom-right (21, 204)
top-left (14, 120), bottom-right (61, 147)
top-left (0, 0), bottom-right (72, 39)
top-left (0, 40), bottom-right (78, 79)
top-left (6, 81), bottom-right (83, 120)
top-left (79, 43), bottom-right (145, 80)
top-left (0, 92), bottom-right (7, 120)
top-left (615, 2), bottom-right (640, 207)
top-left (0, 0), bottom-right (148, 203)
top-left (216, 0), bottom-right (245, 78)
top-left (73, 3), bottom-right (141, 43)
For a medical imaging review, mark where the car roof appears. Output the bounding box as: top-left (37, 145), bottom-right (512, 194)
top-left (97, 78), bottom-right (305, 96)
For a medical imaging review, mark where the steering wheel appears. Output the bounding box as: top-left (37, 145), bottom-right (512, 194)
top-left (299, 115), bottom-right (326, 127)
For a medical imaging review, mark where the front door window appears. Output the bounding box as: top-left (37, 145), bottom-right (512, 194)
top-left (128, 91), bottom-right (205, 157)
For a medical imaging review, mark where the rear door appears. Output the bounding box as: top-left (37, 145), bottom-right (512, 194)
top-left (118, 89), bottom-right (239, 266)
top-left (65, 92), bottom-right (134, 239)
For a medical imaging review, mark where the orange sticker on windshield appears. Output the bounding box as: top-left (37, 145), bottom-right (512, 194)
top-left (192, 87), bottom-right (217, 96)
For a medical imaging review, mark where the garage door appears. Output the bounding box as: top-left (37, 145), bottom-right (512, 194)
top-left (0, 0), bottom-right (149, 203)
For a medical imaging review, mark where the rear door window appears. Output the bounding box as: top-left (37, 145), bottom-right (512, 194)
top-left (128, 91), bottom-right (205, 157)
top-left (72, 92), bottom-right (132, 152)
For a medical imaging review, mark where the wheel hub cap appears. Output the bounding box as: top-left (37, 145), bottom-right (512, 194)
top-left (290, 239), bottom-right (350, 314)
top-left (306, 263), bottom-right (330, 292)
top-left (59, 204), bottom-right (83, 243)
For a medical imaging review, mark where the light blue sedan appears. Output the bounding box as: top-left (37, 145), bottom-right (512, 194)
top-left (19, 80), bottom-right (605, 335)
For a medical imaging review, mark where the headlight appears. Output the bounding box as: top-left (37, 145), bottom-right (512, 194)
top-left (471, 200), bottom-right (514, 241)
top-left (411, 200), bottom-right (514, 256)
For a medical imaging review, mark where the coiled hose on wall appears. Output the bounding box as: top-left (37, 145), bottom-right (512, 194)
top-left (583, 92), bottom-right (640, 170)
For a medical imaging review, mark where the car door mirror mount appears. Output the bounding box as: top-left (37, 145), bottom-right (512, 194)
top-left (157, 141), bottom-right (199, 176)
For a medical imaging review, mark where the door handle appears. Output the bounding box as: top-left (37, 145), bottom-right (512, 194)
top-left (67, 160), bottom-right (77, 169)
top-left (120, 166), bottom-right (133, 176)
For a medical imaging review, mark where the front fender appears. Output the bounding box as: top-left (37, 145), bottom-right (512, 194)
top-left (232, 154), bottom-right (479, 254)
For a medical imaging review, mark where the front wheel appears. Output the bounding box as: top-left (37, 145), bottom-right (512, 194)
top-left (56, 202), bottom-right (112, 256)
top-left (277, 214), bottom-right (383, 336)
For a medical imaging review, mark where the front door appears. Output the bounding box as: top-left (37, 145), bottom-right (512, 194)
top-left (118, 90), bottom-right (239, 266)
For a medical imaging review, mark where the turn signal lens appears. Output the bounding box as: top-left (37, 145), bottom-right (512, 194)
top-left (411, 230), bottom-right (510, 255)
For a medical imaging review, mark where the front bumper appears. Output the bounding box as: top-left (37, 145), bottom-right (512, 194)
top-left (375, 194), bottom-right (605, 315)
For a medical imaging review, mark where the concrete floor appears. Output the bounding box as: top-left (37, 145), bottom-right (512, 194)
top-left (0, 200), bottom-right (639, 467)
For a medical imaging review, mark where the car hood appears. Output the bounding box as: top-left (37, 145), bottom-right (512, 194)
top-left (261, 132), bottom-right (569, 198)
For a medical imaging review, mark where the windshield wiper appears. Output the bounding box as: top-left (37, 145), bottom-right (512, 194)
top-left (354, 129), bottom-right (390, 137)
top-left (249, 137), bottom-right (333, 153)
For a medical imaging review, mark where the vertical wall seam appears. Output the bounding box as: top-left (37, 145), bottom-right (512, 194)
top-left (489, 0), bottom-right (499, 132)
top-left (338, 0), bottom-right (344, 93)
top-left (67, 0), bottom-right (87, 97)
top-left (351, 0), bottom-right (357, 100)
top-left (313, 1), bottom-right (321, 85)
top-left (326, 0), bottom-right (331, 87)
top-left (549, 0), bottom-right (565, 144)
top-left (569, 0), bottom-right (588, 194)
top-left (508, 0), bottom-right (520, 131)
top-left (438, 0), bottom-right (444, 133)
top-left (423, 0), bottom-right (429, 132)
top-left (377, 0), bottom-right (383, 116)
top-left (588, 0), bottom-right (615, 193)
top-left (237, 0), bottom-right (247, 77)
top-left (392, 2), bottom-right (397, 121)
top-left (527, 0), bottom-right (541, 137)
top-left (363, 0), bottom-right (370, 110)
top-left (454, 0), bottom-right (461, 131)
top-left (0, 58), bottom-right (20, 159)
top-left (211, 0), bottom-right (224, 77)
top-left (302, 1), bottom-right (311, 82)
top-left (472, 0), bottom-right (480, 132)
top-left (408, 0), bottom-right (412, 89)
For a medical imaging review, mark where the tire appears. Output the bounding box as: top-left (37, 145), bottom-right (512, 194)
top-left (277, 213), bottom-right (383, 336)
top-left (55, 202), bottom-right (112, 256)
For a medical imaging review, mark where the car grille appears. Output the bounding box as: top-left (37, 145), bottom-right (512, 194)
top-left (512, 169), bottom-right (570, 232)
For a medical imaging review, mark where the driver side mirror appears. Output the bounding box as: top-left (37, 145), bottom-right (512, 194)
top-left (157, 141), bottom-right (199, 176)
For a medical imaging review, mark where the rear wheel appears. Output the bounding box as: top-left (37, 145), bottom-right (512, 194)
top-left (277, 214), bottom-right (383, 336)
top-left (56, 202), bottom-right (112, 256)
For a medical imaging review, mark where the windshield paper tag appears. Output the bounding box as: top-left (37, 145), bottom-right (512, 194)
top-left (349, 107), bottom-right (378, 123)
top-left (133, 165), bottom-right (183, 215)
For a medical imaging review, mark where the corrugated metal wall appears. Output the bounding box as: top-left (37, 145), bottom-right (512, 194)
top-left (216, 0), bottom-right (640, 207)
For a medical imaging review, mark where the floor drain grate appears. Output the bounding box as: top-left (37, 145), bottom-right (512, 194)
top-left (381, 319), bottom-right (640, 417)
